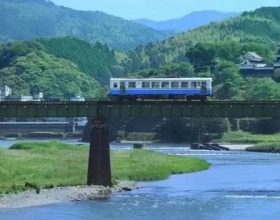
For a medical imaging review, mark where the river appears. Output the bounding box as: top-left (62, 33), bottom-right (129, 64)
top-left (0, 140), bottom-right (280, 220)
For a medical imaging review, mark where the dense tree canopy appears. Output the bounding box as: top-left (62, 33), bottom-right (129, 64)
top-left (37, 37), bottom-right (116, 85)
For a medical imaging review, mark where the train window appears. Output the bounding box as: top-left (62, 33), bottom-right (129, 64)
top-left (128, 82), bottom-right (136, 88)
top-left (113, 82), bottom-right (118, 88)
top-left (171, 82), bottom-right (179, 88)
top-left (197, 82), bottom-right (201, 87)
top-left (181, 82), bottom-right (188, 88)
top-left (152, 82), bottom-right (160, 88)
top-left (161, 82), bottom-right (169, 88)
top-left (142, 82), bottom-right (150, 88)
top-left (191, 82), bottom-right (197, 88)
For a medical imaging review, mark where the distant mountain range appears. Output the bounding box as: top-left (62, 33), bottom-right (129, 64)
top-left (0, 0), bottom-right (170, 50)
top-left (133, 10), bottom-right (241, 33)
top-left (0, 0), bottom-right (242, 50)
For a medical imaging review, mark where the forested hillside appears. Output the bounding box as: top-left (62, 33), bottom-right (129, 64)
top-left (0, 0), bottom-right (168, 50)
top-left (122, 7), bottom-right (280, 73)
top-left (0, 37), bottom-right (115, 99)
top-left (37, 37), bottom-right (116, 85)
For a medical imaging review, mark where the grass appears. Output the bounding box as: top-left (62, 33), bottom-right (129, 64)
top-left (246, 143), bottom-right (280, 153)
top-left (221, 131), bottom-right (280, 144)
top-left (221, 131), bottom-right (280, 153)
top-left (0, 141), bottom-right (210, 194)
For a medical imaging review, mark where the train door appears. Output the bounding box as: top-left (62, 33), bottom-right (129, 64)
top-left (120, 81), bottom-right (126, 95)
top-left (201, 82), bottom-right (207, 95)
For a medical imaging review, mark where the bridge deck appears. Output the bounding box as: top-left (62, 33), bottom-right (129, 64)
top-left (0, 100), bottom-right (279, 118)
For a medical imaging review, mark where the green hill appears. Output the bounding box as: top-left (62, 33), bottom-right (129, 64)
top-left (122, 7), bottom-right (280, 73)
top-left (0, 37), bottom-right (115, 99)
top-left (0, 0), bottom-right (168, 50)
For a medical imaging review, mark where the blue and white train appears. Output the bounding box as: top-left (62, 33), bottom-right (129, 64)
top-left (109, 77), bottom-right (213, 101)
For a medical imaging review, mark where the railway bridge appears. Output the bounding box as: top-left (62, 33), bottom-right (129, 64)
top-left (1, 100), bottom-right (280, 118)
top-left (2, 100), bottom-right (280, 187)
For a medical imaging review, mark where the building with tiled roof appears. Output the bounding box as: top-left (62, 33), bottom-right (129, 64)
top-left (239, 45), bottom-right (280, 77)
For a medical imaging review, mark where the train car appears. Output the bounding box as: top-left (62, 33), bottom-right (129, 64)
top-left (109, 77), bottom-right (213, 101)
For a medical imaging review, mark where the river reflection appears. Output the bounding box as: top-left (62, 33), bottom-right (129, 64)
top-left (1, 142), bottom-right (280, 220)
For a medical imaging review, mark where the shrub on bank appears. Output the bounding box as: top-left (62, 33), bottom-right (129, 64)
top-left (117, 131), bottom-right (158, 142)
top-left (26, 131), bottom-right (63, 138)
top-left (0, 141), bottom-right (210, 193)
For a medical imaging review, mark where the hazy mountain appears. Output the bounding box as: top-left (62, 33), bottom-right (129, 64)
top-left (133, 10), bottom-right (241, 33)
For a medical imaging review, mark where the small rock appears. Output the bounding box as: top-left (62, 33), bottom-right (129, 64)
top-left (121, 187), bottom-right (132, 192)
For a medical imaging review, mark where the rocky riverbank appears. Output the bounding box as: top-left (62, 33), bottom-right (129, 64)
top-left (0, 181), bottom-right (139, 209)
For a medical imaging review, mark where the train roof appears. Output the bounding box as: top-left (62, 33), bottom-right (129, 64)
top-left (110, 77), bottom-right (213, 81)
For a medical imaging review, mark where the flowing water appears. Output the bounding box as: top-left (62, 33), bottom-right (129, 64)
top-left (0, 140), bottom-right (280, 220)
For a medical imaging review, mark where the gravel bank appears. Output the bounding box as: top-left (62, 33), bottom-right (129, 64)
top-left (220, 144), bottom-right (254, 150)
top-left (0, 181), bottom-right (139, 209)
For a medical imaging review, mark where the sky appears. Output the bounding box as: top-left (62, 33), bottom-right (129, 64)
top-left (51, 0), bottom-right (280, 21)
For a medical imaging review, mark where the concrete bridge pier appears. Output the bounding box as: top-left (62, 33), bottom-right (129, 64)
top-left (87, 116), bottom-right (112, 187)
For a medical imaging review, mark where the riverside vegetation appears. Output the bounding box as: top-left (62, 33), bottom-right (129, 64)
top-left (221, 131), bottom-right (280, 153)
top-left (221, 131), bottom-right (280, 144)
top-left (0, 141), bottom-right (210, 194)
top-left (246, 143), bottom-right (280, 153)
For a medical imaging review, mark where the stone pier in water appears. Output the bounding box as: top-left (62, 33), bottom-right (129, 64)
top-left (87, 117), bottom-right (112, 187)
